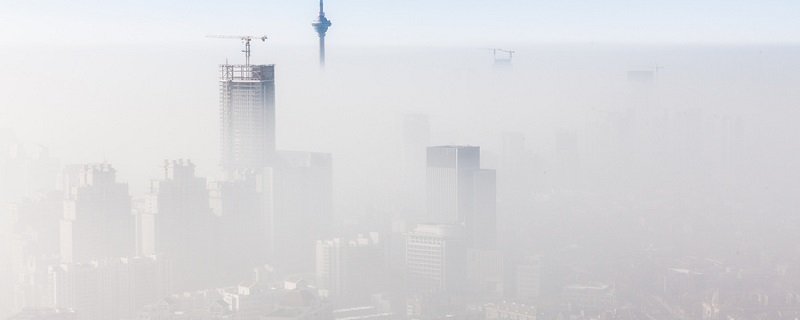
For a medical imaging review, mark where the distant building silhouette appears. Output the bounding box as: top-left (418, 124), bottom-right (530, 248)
top-left (627, 69), bottom-right (655, 84)
top-left (144, 159), bottom-right (213, 291)
top-left (272, 150), bottom-right (333, 273)
top-left (405, 224), bottom-right (466, 294)
top-left (426, 146), bottom-right (480, 225)
top-left (6, 307), bottom-right (76, 320)
top-left (401, 114), bottom-right (430, 223)
top-left (60, 164), bottom-right (133, 264)
top-left (426, 146), bottom-right (496, 249)
top-left (515, 255), bottom-right (543, 301)
top-left (0, 144), bottom-right (60, 202)
top-left (215, 54), bottom-right (334, 278)
top-left (48, 255), bottom-right (171, 320)
top-left (208, 169), bottom-right (272, 285)
top-left (315, 233), bottom-right (383, 300)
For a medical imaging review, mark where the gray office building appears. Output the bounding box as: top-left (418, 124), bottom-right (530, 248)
top-left (426, 146), bottom-right (496, 249)
top-left (60, 164), bottom-right (133, 264)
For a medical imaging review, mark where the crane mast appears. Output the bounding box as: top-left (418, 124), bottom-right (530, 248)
top-left (207, 35), bottom-right (268, 66)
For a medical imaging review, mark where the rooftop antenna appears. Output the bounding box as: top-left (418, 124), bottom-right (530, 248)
top-left (207, 35), bottom-right (268, 66)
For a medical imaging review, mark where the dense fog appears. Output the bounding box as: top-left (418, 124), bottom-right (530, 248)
top-left (2, 2), bottom-right (800, 320)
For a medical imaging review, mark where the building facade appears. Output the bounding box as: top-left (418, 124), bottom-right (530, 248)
top-left (405, 224), bottom-right (466, 294)
top-left (49, 255), bottom-right (171, 320)
top-left (272, 150), bottom-right (333, 273)
top-left (60, 164), bottom-right (133, 264)
top-left (426, 146), bottom-right (480, 225)
top-left (220, 64), bottom-right (276, 172)
top-left (145, 159), bottom-right (213, 291)
top-left (425, 146), bottom-right (496, 250)
top-left (315, 233), bottom-right (383, 300)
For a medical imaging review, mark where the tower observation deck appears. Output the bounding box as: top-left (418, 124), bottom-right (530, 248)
top-left (311, 0), bottom-right (333, 68)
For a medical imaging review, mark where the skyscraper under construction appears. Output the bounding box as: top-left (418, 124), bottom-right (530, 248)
top-left (219, 64), bottom-right (276, 172)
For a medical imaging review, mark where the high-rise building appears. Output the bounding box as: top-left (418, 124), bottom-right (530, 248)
top-left (216, 54), bottom-right (277, 281)
top-left (0, 144), bottom-right (60, 202)
top-left (498, 132), bottom-right (527, 205)
top-left (470, 169), bottom-right (496, 250)
top-left (60, 164), bottom-right (133, 264)
top-left (515, 255), bottom-right (542, 302)
top-left (401, 114), bottom-right (430, 223)
top-left (555, 129), bottom-right (580, 181)
top-left (220, 64), bottom-right (276, 173)
top-left (208, 169), bottom-right (273, 285)
top-left (7, 193), bottom-right (62, 312)
top-left (466, 248), bottom-right (504, 298)
top-left (426, 146), bottom-right (496, 249)
top-left (405, 224), bottom-right (466, 294)
top-left (272, 150), bottom-right (333, 273)
top-left (145, 159), bottom-right (213, 291)
top-left (426, 146), bottom-right (480, 225)
top-left (8, 191), bottom-right (62, 260)
top-left (0, 204), bottom-right (15, 318)
top-left (315, 233), bottom-right (383, 300)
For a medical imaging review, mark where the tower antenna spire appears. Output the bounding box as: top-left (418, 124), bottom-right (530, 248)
top-left (312, 0), bottom-right (333, 68)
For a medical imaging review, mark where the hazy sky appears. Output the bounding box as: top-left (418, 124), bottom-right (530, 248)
top-left (1, 0), bottom-right (799, 212)
top-left (1, 0), bottom-right (799, 46)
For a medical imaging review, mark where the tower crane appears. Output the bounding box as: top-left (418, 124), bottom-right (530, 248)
top-left (207, 35), bottom-right (268, 66)
top-left (488, 48), bottom-right (515, 62)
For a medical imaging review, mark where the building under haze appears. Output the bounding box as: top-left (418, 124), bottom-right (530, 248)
top-left (220, 64), bottom-right (276, 173)
top-left (6, 307), bottom-right (76, 320)
top-left (49, 255), bottom-right (171, 320)
top-left (7, 193), bottom-right (63, 311)
top-left (515, 255), bottom-right (543, 302)
top-left (426, 146), bottom-right (480, 225)
top-left (144, 159), bottom-right (213, 291)
top-left (405, 224), bottom-right (467, 294)
top-left (216, 53), bottom-right (334, 278)
top-left (498, 132), bottom-right (528, 211)
top-left (401, 114), bottom-right (431, 223)
top-left (272, 150), bottom-right (333, 273)
top-left (60, 164), bottom-right (133, 264)
top-left (208, 169), bottom-right (272, 285)
top-left (0, 144), bottom-right (60, 203)
top-left (315, 233), bottom-right (383, 300)
top-left (426, 146), bottom-right (496, 250)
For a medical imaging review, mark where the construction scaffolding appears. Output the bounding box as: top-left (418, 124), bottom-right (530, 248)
top-left (219, 64), bottom-right (276, 172)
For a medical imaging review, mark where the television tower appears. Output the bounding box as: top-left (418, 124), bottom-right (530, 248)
top-left (311, 0), bottom-right (332, 68)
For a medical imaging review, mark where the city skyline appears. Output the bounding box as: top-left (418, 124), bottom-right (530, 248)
top-left (3, 1), bottom-right (800, 320)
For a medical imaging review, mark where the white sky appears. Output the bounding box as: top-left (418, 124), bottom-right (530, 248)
top-left (1, 0), bottom-right (799, 46)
